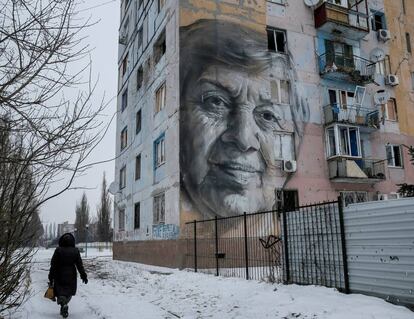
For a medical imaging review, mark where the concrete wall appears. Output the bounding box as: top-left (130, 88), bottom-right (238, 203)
top-left (344, 198), bottom-right (414, 307)
top-left (114, 0), bottom-right (181, 242)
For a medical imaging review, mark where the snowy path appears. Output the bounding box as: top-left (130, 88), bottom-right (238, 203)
top-left (11, 249), bottom-right (414, 319)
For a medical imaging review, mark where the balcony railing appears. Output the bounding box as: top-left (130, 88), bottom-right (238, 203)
top-left (328, 157), bottom-right (386, 183)
top-left (319, 52), bottom-right (375, 84)
top-left (323, 104), bottom-right (380, 129)
top-left (314, 1), bottom-right (369, 40)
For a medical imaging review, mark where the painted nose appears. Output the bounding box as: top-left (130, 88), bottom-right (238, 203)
top-left (221, 110), bottom-right (260, 152)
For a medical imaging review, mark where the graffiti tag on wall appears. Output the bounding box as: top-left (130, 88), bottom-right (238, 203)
top-left (152, 224), bottom-right (180, 240)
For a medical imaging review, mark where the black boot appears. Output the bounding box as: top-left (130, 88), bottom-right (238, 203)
top-left (60, 304), bottom-right (68, 318)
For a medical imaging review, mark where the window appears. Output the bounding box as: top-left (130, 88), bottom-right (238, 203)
top-left (325, 40), bottom-right (353, 69)
top-left (121, 89), bottom-right (128, 112)
top-left (275, 189), bottom-right (299, 212)
top-left (136, 109), bottom-right (142, 134)
top-left (327, 0), bottom-right (348, 8)
top-left (120, 126), bottom-right (128, 150)
top-left (137, 65), bottom-right (143, 90)
top-left (122, 52), bottom-right (128, 76)
top-left (155, 82), bottom-right (166, 113)
top-left (328, 89), bottom-right (355, 108)
top-left (118, 208), bottom-right (125, 231)
top-left (372, 11), bottom-right (386, 31)
top-left (267, 28), bottom-right (286, 53)
top-left (375, 56), bottom-right (390, 75)
top-left (154, 134), bottom-right (165, 168)
top-left (158, 0), bottom-right (166, 12)
top-left (119, 165), bottom-right (126, 189)
top-left (135, 154), bottom-right (141, 180)
top-left (382, 98), bottom-right (398, 121)
top-left (326, 125), bottom-right (361, 158)
top-left (154, 30), bottom-right (166, 64)
top-left (406, 33), bottom-right (412, 53)
top-left (137, 27), bottom-right (143, 49)
top-left (134, 202), bottom-right (140, 229)
top-left (411, 72), bottom-right (414, 90)
top-left (153, 193), bottom-right (165, 224)
top-left (340, 191), bottom-right (368, 206)
top-left (386, 144), bottom-right (403, 168)
top-left (270, 79), bottom-right (290, 104)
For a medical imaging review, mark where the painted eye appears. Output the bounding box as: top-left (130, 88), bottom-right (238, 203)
top-left (262, 111), bottom-right (278, 122)
top-left (203, 95), bottom-right (228, 108)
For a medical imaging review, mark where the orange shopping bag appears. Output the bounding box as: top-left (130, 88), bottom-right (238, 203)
top-left (44, 285), bottom-right (55, 301)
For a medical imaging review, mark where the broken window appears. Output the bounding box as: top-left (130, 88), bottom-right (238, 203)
top-left (137, 65), bottom-right (143, 90)
top-left (153, 193), bottom-right (165, 224)
top-left (267, 28), bottom-right (287, 53)
top-left (120, 126), bottom-right (128, 151)
top-left (154, 30), bottom-right (166, 64)
top-left (372, 11), bottom-right (386, 31)
top-left (136, 109), bottom-right (142, 134)
top-left (134, 202), bottom-right (141, 229)
top-left (119, 165), bottom-right (126, 189)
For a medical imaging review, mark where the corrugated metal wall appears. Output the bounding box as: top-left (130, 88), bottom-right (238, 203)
top-left (344, 198), bottom-right (414, 307)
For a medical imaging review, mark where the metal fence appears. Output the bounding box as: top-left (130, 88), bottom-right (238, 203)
top-left (185, 199), bottom-right (348, 291)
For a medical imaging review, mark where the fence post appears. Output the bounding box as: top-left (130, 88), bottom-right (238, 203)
top-left (337, 197), bottom-right (350, 294)
top-left (215, 216), bottom-right (219, 276)
top-left (243, 212), bottom-right (249, 280)
top-left (282, 209), bottom-right (290, 284)
top-left (193, 220), bottom-right (197, 273)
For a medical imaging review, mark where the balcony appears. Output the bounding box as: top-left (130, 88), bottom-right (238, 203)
top-left (323, 104), bottom-right (380, 130)
top-left (319, 52), bottom-right (375, 84)
top-left (314, 1), bottom-right (369, 41)
top-left (328, 157), bottom-right (386, 183)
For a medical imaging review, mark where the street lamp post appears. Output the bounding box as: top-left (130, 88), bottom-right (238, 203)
top-left (85, 224), bottom-right (89, 258)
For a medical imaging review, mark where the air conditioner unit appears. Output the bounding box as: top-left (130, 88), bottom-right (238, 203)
top-left (118, 34), bottom-right (127, 45)
top-left (283, 160), bottom-right (297, 173)
top-left (385, 74), bottom-right (399, 86)
top-left (377, 29), bottom-right (391, 42)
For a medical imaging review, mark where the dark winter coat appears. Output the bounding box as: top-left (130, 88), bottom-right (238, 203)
top-left (48, 233), bottom-right (87, 297)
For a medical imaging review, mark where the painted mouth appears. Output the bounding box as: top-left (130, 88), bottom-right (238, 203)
top-left (211, 161), bottom-right (263, 174)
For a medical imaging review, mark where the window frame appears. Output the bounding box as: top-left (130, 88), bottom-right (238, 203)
top-left (267, 27), bottom-right (287, 54)
top-left (382, 98), bottom-right (398, 122)
top-left (134, 202), bottom-right (140, 229)
top-left (119, 165), bottom-right (126, 189)
top-left (136, 109), bottom-right (142, 134)
top-left (325, 124), bottom-right (362, 159)
top-left (386, 144), bottom-right (403, 168)
top-left (135, 153), bottom-right (141, 181)
top-left (121, 88), bottom-right (128, 112)
top-left (120, 126), bottom-right (128, 151)
top-left (137, 65), bottom-right (144, 90)
top-left (118, 208), bottom-right (125, 231)
top-left (153, 193), bottom-right (165, 224)
top-left (155, 82), bottom-right (166, 113)
top-left (154, 133), bottom-right (166, 169)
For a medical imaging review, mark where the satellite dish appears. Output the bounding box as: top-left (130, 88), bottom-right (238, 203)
top-left (304, 0), bottom-right (319, 7)
top-left (370, 48), bottom-right (386, 62)
top-left (108, 181), bottom-right (118, 195)
top-left (374, 89), bottom-right (390, 105)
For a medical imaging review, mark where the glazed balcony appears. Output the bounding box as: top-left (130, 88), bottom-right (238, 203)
top-left (328, 157), bottom-right (386, 183)
top-left (318, 52), bottom-right (375, 84)
top-left (323, 104), bottom-right (380, 130)
top-left (314, 1), bottom-right (369, 41)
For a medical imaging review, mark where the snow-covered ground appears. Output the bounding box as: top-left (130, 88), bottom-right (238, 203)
top-left (10, 248), bottom-right (413, 319)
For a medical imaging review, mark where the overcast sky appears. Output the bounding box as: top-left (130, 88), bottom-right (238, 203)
top-left (41, 0), bottom-right (119, 226)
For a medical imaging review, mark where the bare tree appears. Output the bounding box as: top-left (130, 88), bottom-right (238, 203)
top-left (97, 173), bottom-right (112, 242)
top-left (74, 193), bottom-right (90, 243)
top-left (0, 0), bottom-right (109, 315)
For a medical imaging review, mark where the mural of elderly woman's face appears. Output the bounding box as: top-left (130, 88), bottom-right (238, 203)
top-left (180, 20), bottom-right (306, 218)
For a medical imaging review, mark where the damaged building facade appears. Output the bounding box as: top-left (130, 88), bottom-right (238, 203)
top-left (113, 0), bottom-right (414, 267)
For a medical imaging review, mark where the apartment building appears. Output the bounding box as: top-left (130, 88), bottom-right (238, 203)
top-left (113, 0), bottom-right (414, 267)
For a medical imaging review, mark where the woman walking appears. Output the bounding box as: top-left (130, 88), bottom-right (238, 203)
top-left (48, 233), bottom-right (88, 318)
